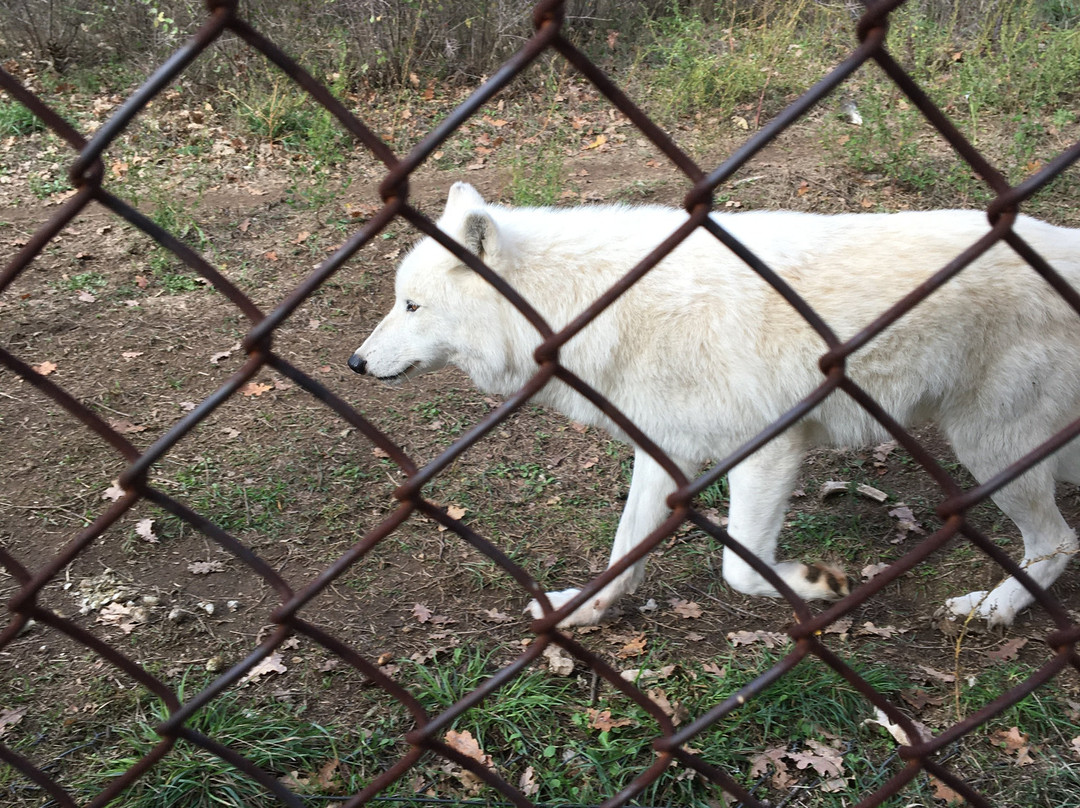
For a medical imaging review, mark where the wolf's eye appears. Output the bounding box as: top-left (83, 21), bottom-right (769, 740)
top-left (405, 300), bottom-right (420, 313)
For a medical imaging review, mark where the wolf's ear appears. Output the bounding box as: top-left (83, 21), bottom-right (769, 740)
top-left (462, 210), bottom-right (499, 261)
top-left (445, 182), bottom-right (486, 215)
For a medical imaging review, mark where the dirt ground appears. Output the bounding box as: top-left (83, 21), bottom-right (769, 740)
top-left (2, 74), bottom-right (1080, 805)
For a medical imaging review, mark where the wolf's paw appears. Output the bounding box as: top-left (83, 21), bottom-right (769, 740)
top-left (801, 562), bottom-right (850, 600)
top-left (942, 591), bottom-right (1016, 628)
top-left (525, 588), bottom-right (608, 628)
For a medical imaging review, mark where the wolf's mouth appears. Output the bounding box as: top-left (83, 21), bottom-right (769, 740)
top-left (374, 362), bottom-right (420, 383)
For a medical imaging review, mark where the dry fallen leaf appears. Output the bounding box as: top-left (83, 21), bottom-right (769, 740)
top-left (437, 504), bottom-right (467, 532)
top-left (899, 688), bottom-right (940, 710)
top-left (315, 758), bottom-right (342, 793)
top-left (987, 637), bottom-right (1028, 662)
top-left (727, 630), bottom-right (789, 649)
top-left (888, 503), bottom-right (925, 541)
top-left (930, 775), bottom-right (965, 805)
top-left (0, 707), bottom-right (27, 738)
top-left (444, 728), bottom-right (491, 763)
top-left (787, 739), bottom-right (844, 778)
top-left (479, 608), bottom-right (514, 623)
top-left (855, 621), bottom-right (904, 638)
top-left (240, 382), bottom-right (272, 397)
top-left (647, 688), bottom-right (688, 725)
top-left (619, 665), bottom-right (676, 684)
top-left (519, 765), bottom-right (539, 797)
top-left (543, 644), bottom-right (575, 676)
top-left (615, 633), bottom-right (647, 659)
top-left (242, 652), bottom-right (287, 683)
top-left (412, 603), bottom-right (433, 623)
top-left (135, 518), bottom-right (159, 543)
top-left (97, 601), bottom-right (147, 634)
top-left (750, 746), bottom-right (794, 790)
top-left (188, 560), bottom-right (225, 575)
top-left (585, 708), bottom-right (633, 732)
top-left (668, 598), bottom-right (702, 619)
top-left (992, 726), bottom-right (1035, 765)
top-left (873, 440), bottom-right (897, 465)
top-left (109, 419), bottom-right (148, 435)
top-left (916, 664), bottom-right (956, 684)
top-left (861, 562), bottom-right (891, 581)
top-left (102, 480), bottom-right (125, 501)
top-left (444, 729), bottom-right (492, 794)
top-left (823, 616), bottom-right (854, 636)
top-left (33, 360), bottom-right (57, 375)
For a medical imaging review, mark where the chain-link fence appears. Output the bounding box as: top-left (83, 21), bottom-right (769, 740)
top-left (2, 0), bottom-right (1080, 806)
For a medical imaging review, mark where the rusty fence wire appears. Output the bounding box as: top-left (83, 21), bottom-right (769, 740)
top-left (2, 0), bottom-right (1080, 806)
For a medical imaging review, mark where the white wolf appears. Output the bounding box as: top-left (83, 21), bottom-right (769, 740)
top-left (349, 182), bottom-right (1080, 628)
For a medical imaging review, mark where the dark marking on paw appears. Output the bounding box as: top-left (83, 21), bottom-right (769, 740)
top-left (824, 568), bottom-right (848, 597)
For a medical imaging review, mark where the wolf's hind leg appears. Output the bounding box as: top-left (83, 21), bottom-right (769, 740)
top-left (943, 465), bottom-right (1076, 627)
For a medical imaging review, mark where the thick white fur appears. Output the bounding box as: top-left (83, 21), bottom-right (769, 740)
top-left (352, 182), bottom-right (1080, 628)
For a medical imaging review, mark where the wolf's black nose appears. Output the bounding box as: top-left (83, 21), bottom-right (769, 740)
top-left (347, 353), bottom-right (367, 374)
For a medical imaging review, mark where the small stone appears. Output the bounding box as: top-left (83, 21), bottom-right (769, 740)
top-left (167, 607), bottom-right (188, 623)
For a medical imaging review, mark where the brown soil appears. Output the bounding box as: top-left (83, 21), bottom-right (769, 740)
top-left (2, 76), bottom-right (1079, 807)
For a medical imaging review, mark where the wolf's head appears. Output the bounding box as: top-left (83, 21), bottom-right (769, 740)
top-left (347, 182), bottom-right (505, 383)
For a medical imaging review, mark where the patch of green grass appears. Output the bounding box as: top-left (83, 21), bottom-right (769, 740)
top-left (826, 0), bottom-right (1080, 195)
top-left (159, 273), bottom-right (203, 293)
top-left (82, 679), bottom-right (335, 808)
top-left (408, 391), bottom-right (473, 436)
top-left (610, 178), bottom-right (670, 202)
top-left (363, 645), bottom-right (919, 807)
top-left (165, 457), bottom-right (294, 540)
top-left (697, 476), bottom-right (729, 511)
top-left (61, 271), bottom-right (107, 292)
top-left (29, 642), bottom-right (1080, 807)
top-left (489, 461), bottom-right (558, 499)
top-left (27, 171), bottom-right (71, 199)
top-left (145, 195), bottom-right (210, 292)
top-left (0, 101), bottom-right (45, 136)
top-left (508, 139), bottom-right (565, 207)
top-left (785, 509), bottom-right (860, 562)
top-left (226, 62), bottom-right (351, 167)
top-left (640, 1), bottom-right (838, 121)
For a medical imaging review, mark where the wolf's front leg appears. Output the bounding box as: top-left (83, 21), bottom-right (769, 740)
top-left (527, 448), bottom-right (695, 627)
top-left (721, 432), bottom-right (849, 602)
